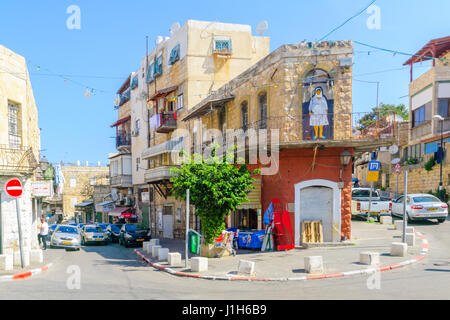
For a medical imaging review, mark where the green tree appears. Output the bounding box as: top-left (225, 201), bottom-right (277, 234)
top-left (358, 103), bottom-right (409, 130)
top-left (170, 145), bottom-right (259, 244)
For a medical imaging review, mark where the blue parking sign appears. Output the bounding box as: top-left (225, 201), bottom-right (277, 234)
top-left (368, 161), bottom-right (381, 172)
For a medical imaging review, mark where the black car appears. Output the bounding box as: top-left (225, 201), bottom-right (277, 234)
top-left (106, 224), bottom-right (123, 243)
top-left (119, 224), bottom-right (151, 248)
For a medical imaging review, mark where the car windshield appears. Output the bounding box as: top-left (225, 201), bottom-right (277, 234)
top-left (413, 196), bottom-right (440, 203)
top-left (98, 224), bottom-right (108, 231)
top-left (111, 225), bottom-right (121, 232)
top-left (85, 227), bottom-right (102, 233)
top-left (56, 226), bottom-right (78, 234)
top-left (125, 225), bottom-right (139, 232)
top-left (352, 190), bottom-right (377, 197)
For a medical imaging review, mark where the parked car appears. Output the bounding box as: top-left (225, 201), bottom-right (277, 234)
top-left (119, 224), bottom-right (151, 248)
top-left (48, 224), bottom-right (58, 237)
top-left (80, 225), bottom-right (108, 245)
top-left (50, 225), bottom-right (81, 250)
top-left (106, 224), bottom-right (122, 243)
top-left (97, 223), bottom-right (110, 232)
top-left (351, 187), bottom-right (392, 221)
top-left (392, 194), bottom-right (448, 223)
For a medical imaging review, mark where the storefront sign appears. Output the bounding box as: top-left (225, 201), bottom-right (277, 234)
top-left (32, 181), bottom-right (53, 197)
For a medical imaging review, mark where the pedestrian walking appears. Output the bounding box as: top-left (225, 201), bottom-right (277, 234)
top-left (38, 217), bottom-right (49, 250)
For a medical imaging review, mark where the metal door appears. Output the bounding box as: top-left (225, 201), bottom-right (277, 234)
top-left (300, 186), bottom-right (333, 242)
top-left (162, 206), bottom-right (174, 239)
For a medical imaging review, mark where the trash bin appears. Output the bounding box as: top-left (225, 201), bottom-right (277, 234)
top-left (188, 230), bottom-right (201, 254)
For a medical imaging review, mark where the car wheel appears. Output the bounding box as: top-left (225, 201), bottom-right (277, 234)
top-left (437, 218), bottom-right (446, 223)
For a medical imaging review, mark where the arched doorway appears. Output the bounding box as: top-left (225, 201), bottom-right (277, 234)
top-left (294, 179), bottom-right (341, 245)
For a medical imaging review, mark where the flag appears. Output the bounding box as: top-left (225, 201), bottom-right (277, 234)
top-left (263, 202), bottom-right (274, 226)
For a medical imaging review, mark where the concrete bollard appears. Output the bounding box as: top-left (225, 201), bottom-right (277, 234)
top-left (304, 256), bottom-right (324, 274)
top-left (391, 242), bottom-right (408, 257)
top-left (380, 216), bottom-right (392, 225)
top-left (13, 250), bottom-right (30, 267)
top-left (168, 252), bottom-right (182, 266)
top-left (394, 220), bottom-right (404, 230)
top-left (359, 252), bottom-right (380, 265)
top-left (0, 254), bottom-right (13, 271)
top-left (151, 245), bottom-right (161, 258)
top-left (405, 226), bottom-right (415, 234)
top-left (238, 260), bottom-right (256, 275)
top-left (191, 257), bottom-right (208, 272)
top-left (149, 239), bottom-right (160, 246)
top-left (157, 248), bottom-right (169, 261)
top-left (142, 242), bottom-right (150, 253)
top-left (30, 249), bottom-right (43, 264)
top-left (405, 233), bottom-right (416, 246)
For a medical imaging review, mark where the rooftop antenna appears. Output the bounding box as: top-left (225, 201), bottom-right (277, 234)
top-left (170, 22), bottom-right (181, 36)
top-left (256, 20), bottom-right (268, 36)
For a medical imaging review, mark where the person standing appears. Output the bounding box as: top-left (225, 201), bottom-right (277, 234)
top-left (38, 217), bottom-right (49, 250)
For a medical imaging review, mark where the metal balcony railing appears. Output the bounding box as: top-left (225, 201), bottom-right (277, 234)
top-left (116, 133), bottom-right (131, 148)
top-left (156, 112), bottom-right (177, 133)
top-left (0, 145), bottom-right (38, 175)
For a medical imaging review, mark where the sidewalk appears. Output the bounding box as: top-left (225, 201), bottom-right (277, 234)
top-left (135, 220), bottom-right (427, 281)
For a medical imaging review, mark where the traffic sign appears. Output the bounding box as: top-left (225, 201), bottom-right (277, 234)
top-left (368, 161), bottom-right (381, 172)
top-left (367, 171), bottom-right (379, 182)
top-left (4, 178), bottom-right (23, 198)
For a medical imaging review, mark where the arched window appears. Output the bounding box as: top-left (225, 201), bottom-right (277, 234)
top-left (304, 69), bottom-right (331, 85)
top-left (258, 92), bottom-right (267, 129)
top-left (241, 101), bottom-right (248, 131)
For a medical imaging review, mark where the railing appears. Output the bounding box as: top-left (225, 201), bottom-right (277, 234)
top-left (110, 175), bottom-right (132, 187)
top-left (411, 120), bottom-right (432, 141)
top-left (156, 112), bottom-right (177, 133)
top-left (0, 145), bottom-right (38, 175)
top-left (144, 166), bottom-right (176, 183)
top-left (116, 133), bottom-right (131, 148)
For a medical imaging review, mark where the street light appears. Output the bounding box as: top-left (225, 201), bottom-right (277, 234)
top-left (433, 115), bottom-right (445, 200)
top-left (340, 150), bottom-right (352, 167)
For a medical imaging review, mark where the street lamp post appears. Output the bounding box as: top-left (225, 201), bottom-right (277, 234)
top-left (433, 115), bottom-right (445, 200)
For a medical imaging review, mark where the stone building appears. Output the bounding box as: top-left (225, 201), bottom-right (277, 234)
top-left (183, 40), bottom-right (396, 243)
top-left (0, 44), bottom-right (41, 256)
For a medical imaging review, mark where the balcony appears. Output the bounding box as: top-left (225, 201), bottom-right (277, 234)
top-left (116, 133), bottom-right (131, 149)
top-left (411, 121), bottom-right (432, 142)
top-left (0, 145), bottom-right (38, 176)
top-left (144, 166), bottom-right (176, 183)
top-left (155, 112), bottom-right (177, 133)
top-left (110, 175), bottom-right (132, 188)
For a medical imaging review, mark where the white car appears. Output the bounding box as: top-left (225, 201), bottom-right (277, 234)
top-left (50, 225), bottom-right (81, 250)
top-left (80, 225), bottom-right (108, 245)
top-left (392, 194), bottom-right (448, 223)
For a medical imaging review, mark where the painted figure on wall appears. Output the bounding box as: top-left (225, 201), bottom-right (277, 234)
top-left (309, 87), bottom-right (329, 140)
top-left (302, 69), bottom-right (334, 140)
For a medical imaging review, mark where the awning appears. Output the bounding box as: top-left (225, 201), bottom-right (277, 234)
top-left (95, 201), bottom-right (115, 213)
top-left (108, 207), bottom-right (131, 217)
top-left (75, 201), bottom-right (94, 208)
top-left (141, 136), bottom-right (185, 159)
top-left (119, 212), bottom-right (136, 219)
top-left (149, 86), bottom-right (178, 101)
top-left (182, 95), bottom-right (234, 121)
top-left (111, 115), bottom-right (131, 128)
top-left (237, 177), bottom-right (262, 210)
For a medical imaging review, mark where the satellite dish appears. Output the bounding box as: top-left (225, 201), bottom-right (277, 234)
top-left (114, 94), bottom-right (121, 107)
top-left (170, 22), bottom-right (181, 35)
top-left (391, 158), bottom-right (401, 165)
top-left (256, 21), bottom-right (268, 36)
top-left (389, 145), bottom-right (399, 155)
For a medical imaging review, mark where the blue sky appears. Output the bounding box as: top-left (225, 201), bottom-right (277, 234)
top-left (0, 0), bottom-right (448, 165)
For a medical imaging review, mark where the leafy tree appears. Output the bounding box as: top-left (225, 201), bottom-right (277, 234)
top-left (170, 145), bottom-right (259, 244)
top-left (358, 103), bottom-right (409, 130)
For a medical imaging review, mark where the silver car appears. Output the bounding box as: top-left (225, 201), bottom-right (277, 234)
top-left (81, 225), bottom-right (108, 245)
top-left (392, 194), bottom-right (448, 223)
top-left (50, 225), bottom-right (81, 250)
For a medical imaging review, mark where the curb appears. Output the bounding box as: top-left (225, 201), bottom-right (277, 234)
top-left (134, 231), bottom-right (428, 282)
top-left (0, 263), bottom-right (53, 282)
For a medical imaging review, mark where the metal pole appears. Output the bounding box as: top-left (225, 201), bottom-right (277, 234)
top-left (368, 181), bottom-right (373, 221)
top-left (185, 189), bottom-right (190, 269)
top-left (16, 198), bottom-right (24, 268)
top-left (402, 171), bottom-right (408, 243)
top-left (396, 173), bottom-right (399, 199)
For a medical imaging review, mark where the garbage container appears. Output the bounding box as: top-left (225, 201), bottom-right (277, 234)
top-left (188, 230), bottom-right (201, 254)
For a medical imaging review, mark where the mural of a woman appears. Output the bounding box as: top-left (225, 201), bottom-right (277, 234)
top-left (308, 86), bottom-right (329, 140)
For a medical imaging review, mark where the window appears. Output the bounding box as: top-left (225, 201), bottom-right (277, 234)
top-left (304, 69), bottom-right (330, 85)
top-left (168, 100), bottom-right (174, 112)
top-left (154, 54), bottom-right (163, 77)
top-left (413, 105), bottom-right (426, 127)
top-left (168, 44), bottom-right (180, 65)
top-left (8, 101), bottom-right (21, 149)
top-left (146, 61), bottom-right (154, 83)
top-left (70, 177), bottom-right (77, 188)
top-left (438, 98), bottom-right (450, 118)
top-left (213, 37), bottom-right (232, 54)
top-left (131, 74), bottom-right (138, 89)
top-left (258, 92), bottom-right (268, 129)
top-left (177, 94), bottom-right (184, 110)
top-left (177, 208), bottom-right (182, 223)
top-left (136, 157), bottom-right (140, 172)
top-left (135, 119), bottom-right (140, 135)
top-left (241, 101), bottom-right (248, 131)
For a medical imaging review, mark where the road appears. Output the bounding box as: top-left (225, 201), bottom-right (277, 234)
top-left (1, 217), bottom-right (449, 300)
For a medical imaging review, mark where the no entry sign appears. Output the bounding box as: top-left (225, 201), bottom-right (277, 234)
top-left (4, 178), bottom-right (23, 198)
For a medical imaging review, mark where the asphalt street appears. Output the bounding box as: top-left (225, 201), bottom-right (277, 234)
top-left (0, 217), bottom-right (449, 300)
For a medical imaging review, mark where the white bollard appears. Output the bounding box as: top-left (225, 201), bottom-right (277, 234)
top-left (405, 226), bottom-right (415, 234)
top-left (0, 254), bottom-right (13, 271)
top-left (238, 260), bottom-right (256, 275)
top-left (151, 245), bottom-right (161, 258)
top-left (142, 242), bottom-right (150, 253)
top-left (191, 257), bottom-right (208, 272)
top-left (13, 250), bottom-right (30, 267)
top-left (304, 256), bottom-right (324, 274)
top-left (391, 242), bottom-right (408, 257)
top-left (405, 233), bottom-right (416, 246)
top-left (380, 216), bottom-right (393, 225)
top-left (157, 248), bottom-right (169, 261)
top-left (149, 239), bottom-right (160, 246)
top-left (30, 249), bottom-right (43, 264)
top-left (168, 252), bottom-right (182, 266)
top-left (146, 244), bottom-right (154, 255)
top-left (359, 252), bottom-right (380, 265)
top-left (394, 220), bottom-right (404, 230)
